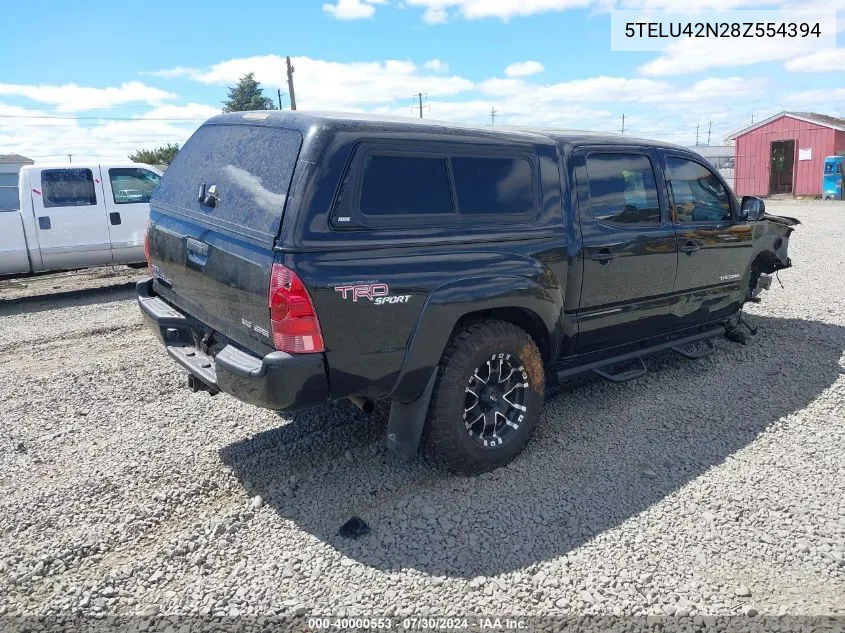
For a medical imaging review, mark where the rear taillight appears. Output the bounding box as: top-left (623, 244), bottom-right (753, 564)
top-left (269, 263), bottom-right (325, 353)
top-left (144, 220), bottom-right (153, 277)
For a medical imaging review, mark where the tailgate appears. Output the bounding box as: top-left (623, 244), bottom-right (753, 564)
top-left (147, 123), bottom-right (303, 354)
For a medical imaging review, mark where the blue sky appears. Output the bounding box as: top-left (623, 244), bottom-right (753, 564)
top-left (1, 0), bottom-right (843, 162)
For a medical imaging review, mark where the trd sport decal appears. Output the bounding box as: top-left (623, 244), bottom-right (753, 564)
top-left (334, 283), bottom-right (411, 305)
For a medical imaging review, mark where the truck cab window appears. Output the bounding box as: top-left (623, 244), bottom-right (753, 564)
top-left (585, 154), bottom-right (660, 225)
top-left (665, 157), bottom-right (731, 224)
top-left (109, 168), bottom-right (161, 204)
top-left (41, 169), bottom-right (97, 208)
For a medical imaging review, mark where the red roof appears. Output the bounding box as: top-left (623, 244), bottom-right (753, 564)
top-left (726, 111), bottom-right (845, 141)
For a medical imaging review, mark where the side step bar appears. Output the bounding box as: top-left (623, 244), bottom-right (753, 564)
top-left (593, 358), bottom-right (647, 383)
top-left (672, 337), bottom-right (716, 359)
top-left (556, 326), bottom-right (725, 384)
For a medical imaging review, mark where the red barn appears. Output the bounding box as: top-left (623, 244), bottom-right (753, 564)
top-left (726, 111), bottom-right (845, 198)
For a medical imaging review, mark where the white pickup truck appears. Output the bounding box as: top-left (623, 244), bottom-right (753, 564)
top-left (0, 163), bottom-right (162, 276)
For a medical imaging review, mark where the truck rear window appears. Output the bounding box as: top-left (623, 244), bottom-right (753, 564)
top-left (152, 124), bottom-right (302, 240)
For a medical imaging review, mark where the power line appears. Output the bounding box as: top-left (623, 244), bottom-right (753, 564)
top-left (0, 113), bottom-right (211, 121)
top-left (0, 103), bottom-right (178, 111)
top-left (26, 153), bottom-right (136, 158)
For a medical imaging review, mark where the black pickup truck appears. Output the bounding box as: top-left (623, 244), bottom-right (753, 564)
top-left (138, 111), bottom-right (798, 475)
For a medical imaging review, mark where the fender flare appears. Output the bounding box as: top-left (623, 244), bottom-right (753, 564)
top-left (389, 275), bottom-right (562, 404)
top-left (383, 275), bottom-right (562, 460)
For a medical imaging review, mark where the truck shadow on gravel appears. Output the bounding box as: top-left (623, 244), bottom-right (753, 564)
top-left (220, 314), bottom-right (845, 578)
top-left (0, 281), bottom-right (137, 317)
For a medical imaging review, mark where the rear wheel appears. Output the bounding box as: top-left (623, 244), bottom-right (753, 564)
top-left (423, 320), bottom-right (545, 475)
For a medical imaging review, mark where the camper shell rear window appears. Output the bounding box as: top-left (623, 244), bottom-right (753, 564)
top-left (151, 124), bottom-right (302, 241)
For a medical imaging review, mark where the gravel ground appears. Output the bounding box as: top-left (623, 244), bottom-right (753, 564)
top-left (0, 200), bottom-right (843, 631)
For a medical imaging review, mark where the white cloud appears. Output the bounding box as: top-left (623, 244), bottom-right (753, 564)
top-left (617, 0), bottom-right (783, 8)
top-left (781, 0), bottom-right (845, 32)
top-left (0, 49), bottom-right (783, 162)
top-left (406, 0), bottom-right (590, 22)
top-left (424, 59), bottom-right (450, 72)
top-left (0, 103), bottom-right (203, 162)
top-left (784, 49), bottom-right (845, 72)
top-left (504, 61), bottom-right (545, 77)
top-left (637, 36), bottom-right (799, 76)
top-left (398, 0), bottom-right (845, 34)
top-left (0, 81), bottom-right (176, 112)
top-left (780, 87), bottom-right (845, 111)
top-left (372, 99), bottom-right (614, 129)
top-left (480, 75), bottom-right (671, 102)
top-left (139, 103), bottom-right (221, 121)
top-left (155, 55), bottom-right (474, 109)
top-left (323, 0), bottom-right (386, 19)
top-left (673, 76), bottom-right (767, 101)
top-left (139, 67), bottom-right (201, 79)
top-left (403, 0), bottom-right (785, 22)
top-left (421, 6), bottom-right (449, 22)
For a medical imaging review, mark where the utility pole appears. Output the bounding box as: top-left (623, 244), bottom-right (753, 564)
top-left (695, 123), bottom-right (700, 146)
top-left (286, 56), bottom-right (297, 111)
top-left (67, 154), bottom-right (72, 164)
top-left (707, 120), bottom-right (712, 146)
top-left (412, 93), bottom-right (429, 118)
top-left (490, 106), bottom-right (498, 125)
top-left (621, 114), bottom-right (625, 135)
top-left (277, 88), bottom-right (283, 110)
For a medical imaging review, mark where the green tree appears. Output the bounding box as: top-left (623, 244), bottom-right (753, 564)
top-left (128, 143), bottom-right (180, 165)
top-left (223, 73), bottom-right (276, 112)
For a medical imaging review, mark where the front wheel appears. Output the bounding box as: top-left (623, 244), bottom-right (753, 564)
top-left (423, 320), bottom-right (545, 475)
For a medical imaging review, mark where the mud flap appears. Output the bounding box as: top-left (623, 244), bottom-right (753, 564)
top-left (385, 368), bottom-right (438, 460)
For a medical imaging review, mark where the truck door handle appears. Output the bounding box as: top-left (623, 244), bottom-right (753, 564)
top-left (186, 237), bottom-right (209, 268)
top-left (38, 216), bottom-right (51, 230)
top-left (679, 240), bottom-right (701, 254)
top-left (590, 248), bottom-right (616, 264)
top-left (109, 212), bottom-right (121, 225)
top-left (186, 238), bottom-right (209, 256)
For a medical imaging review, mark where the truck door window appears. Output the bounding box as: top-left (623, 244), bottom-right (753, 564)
top-left (360, 154), bottom-right (454, 216)
top-left (41, 169), bottom-right (97, 208)
top-left (665, 157), bottom-right (731, 224)
top-left (585, 154), bottom-right (660, 225)
top-left (108, 168), bottom-right (161, 204)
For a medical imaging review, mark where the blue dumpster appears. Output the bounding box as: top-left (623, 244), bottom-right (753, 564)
top-left (823, 155), bottom-right (843, 200)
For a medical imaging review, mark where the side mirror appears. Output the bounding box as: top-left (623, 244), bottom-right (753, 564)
top-left (741, 196), bottom-right (765, 221)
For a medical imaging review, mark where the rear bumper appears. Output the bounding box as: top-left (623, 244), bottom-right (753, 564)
top-left (137, 280), bottom-right (329, 411)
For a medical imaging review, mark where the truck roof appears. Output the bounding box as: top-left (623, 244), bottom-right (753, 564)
top-left (203, 110), bottom-right (690, 152)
